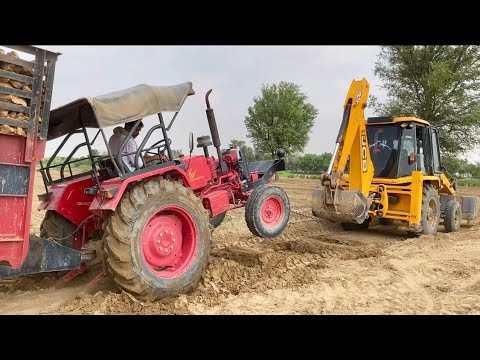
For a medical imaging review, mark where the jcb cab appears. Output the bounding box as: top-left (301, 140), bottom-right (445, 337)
top-left (312, 78), bottom-right (478, 235)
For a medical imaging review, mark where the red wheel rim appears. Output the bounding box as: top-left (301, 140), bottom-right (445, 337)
top-left (141, 205), bottom-right (198, 279)
top-left (260, 195), bottom-right (283, 228)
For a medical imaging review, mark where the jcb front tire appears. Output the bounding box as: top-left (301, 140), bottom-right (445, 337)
top-left (420, 184), bottom-right (440, 235)
top-left (103, 179), bottom-right (211, 300)
top-left (245, 185), bottom-right (290, 238)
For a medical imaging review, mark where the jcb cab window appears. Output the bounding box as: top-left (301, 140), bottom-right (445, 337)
top-left (367, 126), bottom-right (400, 178)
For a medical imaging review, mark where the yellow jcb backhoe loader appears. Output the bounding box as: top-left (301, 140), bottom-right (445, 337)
top-left (311, 78), bottom-right (478, 235)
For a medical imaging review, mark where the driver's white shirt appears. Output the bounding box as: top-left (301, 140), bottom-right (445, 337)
top-left (108, 127), bottom-right (144, 172)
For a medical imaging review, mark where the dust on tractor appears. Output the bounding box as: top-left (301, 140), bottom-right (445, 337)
top-left (0, 49), bottom-right (290, 300)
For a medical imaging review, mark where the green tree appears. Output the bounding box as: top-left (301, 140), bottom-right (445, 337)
top-left (372, 46), bottom-right (480, 156)
top-left (170, 149), bottom-right (183, 158)
top-left (245, 82), bottom-right (318, 158)
top-left (285, 153), bottom-right (301, 172)
top-left (297, 153), bottom-right (332, 174)
top-left (317, 152), bottom-right (332, 173)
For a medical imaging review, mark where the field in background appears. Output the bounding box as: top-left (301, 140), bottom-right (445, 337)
top-left (279, 170), bottom-right (480, 187)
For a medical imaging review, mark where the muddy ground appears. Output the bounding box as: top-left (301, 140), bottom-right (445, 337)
top-left (1, 174), bottom-right (480, 315)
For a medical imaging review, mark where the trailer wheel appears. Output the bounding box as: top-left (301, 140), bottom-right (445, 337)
top-left (444, 199), bottom-right (462, 233)
top-left (420, 184), bottom-right (440, 235)
top-left (245, 185), bottom-right (290, 238)
top-left (210, 212), bottom-right (226, 228)
top-left (40, 210), bottom-right (75, 248)
top-left (103, 179), bottom-right (211, 300)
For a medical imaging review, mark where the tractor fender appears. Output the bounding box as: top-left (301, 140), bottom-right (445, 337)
top-left (89, 164), bottom-right (193, 213)
top-left (39, 175), bottom-right (95, 226)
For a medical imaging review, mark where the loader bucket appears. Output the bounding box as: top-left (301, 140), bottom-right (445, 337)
top-left (311, 187), bottom-right (370, 224)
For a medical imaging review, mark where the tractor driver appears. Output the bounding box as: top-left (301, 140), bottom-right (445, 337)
top-left (108, 120), bottom-right (168, 172)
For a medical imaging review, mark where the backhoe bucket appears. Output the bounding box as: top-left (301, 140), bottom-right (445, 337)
top-left (311, 187), bottom-right (370, 224)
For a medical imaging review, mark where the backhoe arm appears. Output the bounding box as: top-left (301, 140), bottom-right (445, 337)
top-left (326, 78), bottom-right (374, 195)
top-left (312, 78), bottom-right (374, 224)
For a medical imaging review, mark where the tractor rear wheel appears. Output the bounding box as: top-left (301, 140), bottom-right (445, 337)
top-left (103, 179), bottom-right (211, 300)
top-left (245, 185), bottom-right (290, 238)
top-left (444, 199), bottom-right (462, 233)
top-left (40, 210), bottom-right (75, 248)
top-left (210, 212), bottom-right (226, 228)
top-left (420, 184), bottom-right (440, 235)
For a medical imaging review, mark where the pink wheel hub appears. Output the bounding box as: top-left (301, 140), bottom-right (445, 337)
top-left (261, 195), bottom-right (283, 228)
top-left (141, 206), bottom-right (198, 279)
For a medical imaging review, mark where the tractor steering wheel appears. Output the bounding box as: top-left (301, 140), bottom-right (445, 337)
top-left (145, 138), bottom-right (171, 157)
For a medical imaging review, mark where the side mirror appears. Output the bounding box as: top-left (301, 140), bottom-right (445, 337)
top-left (189, 132), bottom-right (194, 153)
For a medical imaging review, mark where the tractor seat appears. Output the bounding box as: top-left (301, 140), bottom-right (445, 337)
top-left (98, 156), bottom-right (132, 179)
top-left (98, 157), bottom-right (119, 179)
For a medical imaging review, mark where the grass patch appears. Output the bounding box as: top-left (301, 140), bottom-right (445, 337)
top-left (456, 178), bottom-right (480, 187)
top-left (278, 172), bottom-right (480, 187)
top-left (278, 171), bottom-right (320, 179)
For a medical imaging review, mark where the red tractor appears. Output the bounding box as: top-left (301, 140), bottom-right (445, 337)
top-left (0, 55), bottom-right (290, 300)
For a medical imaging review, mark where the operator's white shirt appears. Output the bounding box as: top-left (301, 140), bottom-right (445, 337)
top-left (108, 127), bottom-right (144, 172)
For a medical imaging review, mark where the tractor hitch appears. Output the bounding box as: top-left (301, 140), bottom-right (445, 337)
top-left (0, 236), bottom-right (82, 279)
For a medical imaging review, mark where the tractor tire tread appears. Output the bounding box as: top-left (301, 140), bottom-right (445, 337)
top-left (103, 178), bottom-right (211, 300)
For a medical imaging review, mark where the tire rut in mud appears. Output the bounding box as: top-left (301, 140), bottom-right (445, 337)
top-left (207, 220), bottom-right (388, 298)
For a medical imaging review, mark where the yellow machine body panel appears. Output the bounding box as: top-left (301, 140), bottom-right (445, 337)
top-left (312, 78), bottom-right (478, 234)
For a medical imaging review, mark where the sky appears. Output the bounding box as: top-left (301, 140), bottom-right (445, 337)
top-left (21, 45), bottom-right (384, 158)
top-left (4, 45), bottom-right (476, 161)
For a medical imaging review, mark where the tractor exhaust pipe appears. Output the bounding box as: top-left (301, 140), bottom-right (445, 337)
top-left (205, 90), bottom-right (227, 172)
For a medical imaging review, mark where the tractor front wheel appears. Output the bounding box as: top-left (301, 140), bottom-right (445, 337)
top-left (245, 185), bottom-right (290, 238)
top-left (103, 179), bottom-right (211, 300)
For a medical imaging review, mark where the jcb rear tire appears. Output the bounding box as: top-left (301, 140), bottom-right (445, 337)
top-left (210, 212), bottom-right (226, 228)
top-left (444, 200), bottom-right (461, 233)
top-left (420, 184), bottom-right (440, 235)
top-left (39, 210), bottom-right (75, 248)
top-left (103, 179), bottom-right (211, 301)
top-left (245, 185), bottom-right (290, 238)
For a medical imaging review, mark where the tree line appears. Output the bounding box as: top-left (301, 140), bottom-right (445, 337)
top-left (241, 46), bottom-right (480, 179)
top-left (228, 139), bottom-right (332, 174)
top-left (40, 46), bottom-right (480, 180)
top-left (443, 156), bottom-right (480, 179)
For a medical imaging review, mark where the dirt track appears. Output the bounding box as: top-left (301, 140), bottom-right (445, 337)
top-left (1, 175), bottom-right (480, 315)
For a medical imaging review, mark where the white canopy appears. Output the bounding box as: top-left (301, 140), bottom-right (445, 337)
top-left (47, 82), bottom-right (195, 140)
